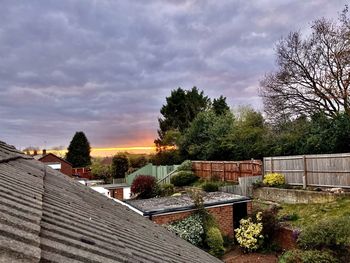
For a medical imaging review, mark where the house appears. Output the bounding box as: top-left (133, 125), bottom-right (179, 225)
top-left (72, 167), bottom-right (93, 179)
top-left (38, 151), bottom-right (73, 176)
top-left (126, 192), bottom-right (252, 238)
top-left (91, 183), bottom-right (131, 200)
top-left (0, 140), bottom-right (220, 262)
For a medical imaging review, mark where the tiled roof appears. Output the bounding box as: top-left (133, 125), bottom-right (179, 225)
top-left (0, 141), bottom-right (220, 263)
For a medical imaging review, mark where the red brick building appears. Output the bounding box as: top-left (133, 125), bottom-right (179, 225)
top-left (39, 153), bottom-right (72, 176)
top-left (72, 167), bottom-right (92, 179)
top-left (126, 192), bottom-right (251, 238)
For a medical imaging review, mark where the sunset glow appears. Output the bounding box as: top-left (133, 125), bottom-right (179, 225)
top-left (27, 145), bottom-right (176, 157)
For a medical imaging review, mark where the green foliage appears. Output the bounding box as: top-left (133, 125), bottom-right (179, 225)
top-left (159, 183), bottom-right (175, 197)
top-left (206, 227), bottom-right (225, 258)
top-left (212, 95), bottom-right (230, 115)
top-left (235, 212), bottom-right (264, 252)
top-left (170, 171), bottom-right (198, 186)
top-left (129, 155), bottom-right (148, 169)
top-left (201, 181), bottom-right (219, 192)
top-left (111, 154), bottom-right (129, 179)
top-left (90, 158), bottom-right (112, 182)
top-left (66, 131), bottom-right (91, 167)
top-left (177, 160), bottom-right (192, 171)
top-left (166, 214), bottom-right (204, 246)
top-left (263, 173), bottom-right (285, 187)
top-left (179, 110), bottom-right (236, 160)
top-left (155, 87), bottom-right (210, 148)
top-left (149, 149), bottom-right (183, 166)
top-left (279, 249), bottom-right (338, 263)
top-left (297, 217), bottom-right (350, 250)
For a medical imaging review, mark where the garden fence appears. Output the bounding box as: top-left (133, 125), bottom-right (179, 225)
top-left (264, 153), bottom-right (350, 188)
top-left (192, 160), bottom-right (262, 182)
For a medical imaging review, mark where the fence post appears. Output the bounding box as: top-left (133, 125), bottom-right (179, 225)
top-left (223, 161), bottom-right (225, 181)
top-left (303, 155), bottom-right (307, 189)
top-left (270, 157), bottom-right (274, 173)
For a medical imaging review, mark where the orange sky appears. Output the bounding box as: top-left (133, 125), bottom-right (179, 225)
top-left (40, 146), bottom-right (157, 157)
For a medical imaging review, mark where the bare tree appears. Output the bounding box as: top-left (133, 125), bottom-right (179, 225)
top-left (260, 7), bottom-right (350, 123)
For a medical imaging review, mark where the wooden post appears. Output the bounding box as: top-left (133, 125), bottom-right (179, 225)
top-left (303, 155), bottom-right (307, 189)
top-left (223, 161), bottom-right (225, 182)
top-left (270, 157), bottom-right (274, 173)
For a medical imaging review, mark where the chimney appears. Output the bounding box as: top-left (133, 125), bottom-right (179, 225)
top-left (33, 150), bottom-right (38, 155)
top-left (42, 149), bottom-right (47, 155)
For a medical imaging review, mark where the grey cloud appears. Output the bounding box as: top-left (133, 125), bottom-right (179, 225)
top-left (0, 0), bottom-right (347, 149)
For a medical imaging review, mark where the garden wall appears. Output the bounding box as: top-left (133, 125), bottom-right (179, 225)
top-left (151, 204), bottom-right (237, 237)
top-left (253, 187), bottom-right (348, 204)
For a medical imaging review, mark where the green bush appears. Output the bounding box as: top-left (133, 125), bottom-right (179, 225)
top-left (159, 183), bottom-right (175, 196)
top-left (166, 214), bottom-right (204, 246)
top-left (206, 227), bottom-right (225, 258)
top-left (177, 160), bottom-right (192, 171)
top-left (298, 217), bottom-right (350, 250)
top-left (201, 181), bottom-right (219, 192)
top-left (170, 171), bottom-right (198, 186)
top-left (279, 249), bottom-right (338, 263)
top-left (263, 173), bottom-right (285, 186)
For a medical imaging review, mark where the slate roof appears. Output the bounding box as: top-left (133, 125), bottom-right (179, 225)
top-left (0, 141), bottom-right (220, 263)
top-left (126, 192), bottom-right (250, 216)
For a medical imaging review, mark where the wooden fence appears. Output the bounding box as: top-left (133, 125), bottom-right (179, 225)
top-left (264, 153), bottom-right (350, 188)
top-left (192, 160), bottom-right (262, 182)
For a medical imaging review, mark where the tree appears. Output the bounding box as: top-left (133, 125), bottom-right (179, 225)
top-left (66, 131), bottom-right (91, 167)
top-left (212, 95), bottom-right (230, 115)
top-left (90, 158), bottom-right (112, 182)
top-left (179, 110), bottom-right (236, 160)
top-left (111, 154), bottom-right (129, 179)
top-left (260, 7), bottom-right (350, 122)
top-left (155, 87), bottom-right (210, 148)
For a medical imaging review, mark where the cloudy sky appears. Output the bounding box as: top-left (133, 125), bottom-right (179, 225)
top-left (0, 0), bottom-right (348, 150)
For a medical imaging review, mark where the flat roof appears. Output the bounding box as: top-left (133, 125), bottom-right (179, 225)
top-left (125, 192), bottom-right (250, 216)
top-left (98, 183), bottom-right (129, 189)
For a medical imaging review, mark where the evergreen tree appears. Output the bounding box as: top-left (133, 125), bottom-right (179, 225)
top-left (66, 131), bottom-right (91, 167)
top-left (111, 154), bottom-right (129, 179)
top-left (212, 95), bottom-right (230, 115)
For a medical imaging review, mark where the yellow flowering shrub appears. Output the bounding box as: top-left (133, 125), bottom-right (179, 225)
top-left (263, 173), bottom-right (285, 186)
top-left (235, 212), bottom-right (264, 252)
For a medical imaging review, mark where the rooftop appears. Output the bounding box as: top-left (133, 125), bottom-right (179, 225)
top-left (0, 140), bottom-right (220, 263)
top-left (126, 192), bottom-right (250, 215)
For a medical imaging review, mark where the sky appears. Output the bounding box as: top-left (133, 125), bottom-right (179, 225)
top-left (0, 0), bottom-right (348, 152)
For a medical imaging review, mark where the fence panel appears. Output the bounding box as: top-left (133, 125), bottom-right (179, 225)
top-left (264, 153), bottom-right (350, 188)
top-left (192, 160), bottom-right (262, 182)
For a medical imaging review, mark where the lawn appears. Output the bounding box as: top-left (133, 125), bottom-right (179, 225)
top-left (276, 197), bottom-right (350, 229)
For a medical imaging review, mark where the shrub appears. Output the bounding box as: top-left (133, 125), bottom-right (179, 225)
top-left (279, 249), bottom-right (338, 263)
top-left (235, 212), bottom-right (264, 252)
top-left (170, 171), bottom-right (198, 186)
top-left (202, 181), bottom-right (219, 192)
top-left (177, 160), bottom-right (192, 171)
top-left (206, 227), bottom-right (225, 258)
top-left (263, 173), bottom-right (285, 187)
top-left (259, 207), bottom-right (280, 244)
top-left (159, 183), bottom-right (175, 196)
top-left (131, 175), bottom-right (157, 199)
top-left (166, 214), bottom-right (204, 246)
top-left (297, 217), bottom-right (350, 250)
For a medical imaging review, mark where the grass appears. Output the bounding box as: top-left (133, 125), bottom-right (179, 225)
top-left (277, 197), bottom-right (350, 229)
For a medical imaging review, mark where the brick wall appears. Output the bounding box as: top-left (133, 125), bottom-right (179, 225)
top-left (247, 201), bottom-right (253, 215)
top-left (152, 204), bottom-right (234, 237)
top-left (274, 227), bottom-right (297, 250)
top-left (114, 188), bottom-right (124, 200)
top-left (39, 154), bottom-right (72, 176)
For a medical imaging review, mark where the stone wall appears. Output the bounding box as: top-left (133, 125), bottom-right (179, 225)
top-left (253, 187), bottom-right (347, 204)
